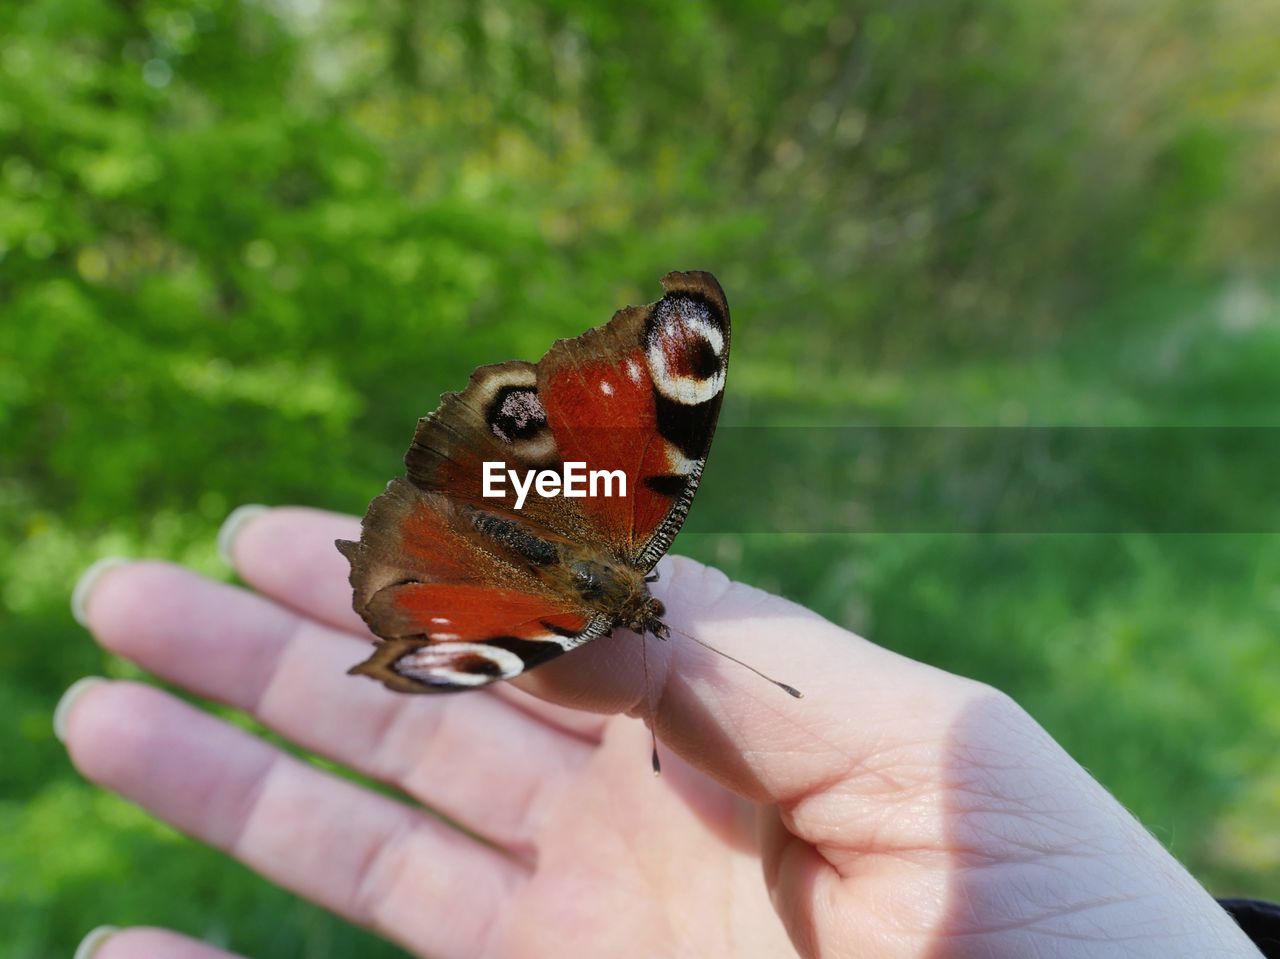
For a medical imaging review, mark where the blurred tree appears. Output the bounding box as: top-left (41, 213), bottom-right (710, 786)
top-left (4, 0), bottom-right (1280, 956)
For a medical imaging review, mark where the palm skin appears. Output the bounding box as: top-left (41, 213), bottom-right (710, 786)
top-left (63, 508), bottom-right (1259, 959)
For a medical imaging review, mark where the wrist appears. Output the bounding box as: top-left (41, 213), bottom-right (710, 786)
top-left (949, 693), bottom-right (1260, 957)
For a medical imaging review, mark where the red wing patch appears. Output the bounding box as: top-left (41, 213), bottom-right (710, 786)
top-left (363, 583), bottom-right (590, 643)
top-left (338, 478), bottom-right (485, 616)
top-left (537, 272), bottom-right (730, 567)
top-left (538, 343), bottom-right (665, 546)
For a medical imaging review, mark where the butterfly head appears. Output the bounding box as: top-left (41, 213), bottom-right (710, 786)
top-left (638, 603), bottom-right (670, 640)
top-left (624, 595), bottom-right (669, 640)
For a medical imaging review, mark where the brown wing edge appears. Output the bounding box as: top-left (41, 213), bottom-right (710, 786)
top-left (346, 638), bottom-right (453, 694)
top-left (533, 270), bottom-right (727, 369)
top-left (403, 359), bottom-right (540, 489)
top-left (335, 476), bottom-right (432, 621)
top-left (658, 269), bottom-right (729, 319)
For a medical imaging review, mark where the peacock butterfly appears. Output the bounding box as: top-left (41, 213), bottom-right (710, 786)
top-left (337, 271), bottom-right (732, 693)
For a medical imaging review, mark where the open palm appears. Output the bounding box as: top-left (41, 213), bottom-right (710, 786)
top-left (64, 508), bottom-right (1257, 958)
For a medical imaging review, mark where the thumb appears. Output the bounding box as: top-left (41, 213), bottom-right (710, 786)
top-left (514, 553), bottom-right (989, 805)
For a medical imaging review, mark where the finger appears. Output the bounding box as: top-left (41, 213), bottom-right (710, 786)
top-left (221, 508), bottom-right (979, 833)
top-left (219, 505), bottom-right (369, 636)
top-left (85, 926), bottom-right (244, 959)
top-left (518, 554), bottom-right (987, 808)
top-left (220, 505), bottom-right (608, 739)
top-left (78, 560), bottom-right (592, 850)
top-left (61, 680), bottom-right (519, 958)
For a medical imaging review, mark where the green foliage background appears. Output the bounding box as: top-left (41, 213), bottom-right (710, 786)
top-left (4, 0), bottom-right (1280, 955)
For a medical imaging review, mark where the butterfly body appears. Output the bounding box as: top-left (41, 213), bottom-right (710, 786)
top-left (339, 271), bottom-right (727, 693)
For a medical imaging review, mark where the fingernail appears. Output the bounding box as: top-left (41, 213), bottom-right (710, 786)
top-left (73, 925), bottom-right (118, 959)
top-left (54, 677), bottom-right (107, 744)
top-left (217, 504), bottom-right (268, 568)
top-left (71, 557), bottom-right (129, 628)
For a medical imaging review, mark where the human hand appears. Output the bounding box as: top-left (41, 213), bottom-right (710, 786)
top-left (61, 507), bottom-right (1259, 958)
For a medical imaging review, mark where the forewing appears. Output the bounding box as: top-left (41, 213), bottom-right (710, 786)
top-left (536, 270), bottom-right (730, 568)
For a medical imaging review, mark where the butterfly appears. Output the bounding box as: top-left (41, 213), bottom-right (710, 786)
top-left (336, 271), bottom-right (732, 693)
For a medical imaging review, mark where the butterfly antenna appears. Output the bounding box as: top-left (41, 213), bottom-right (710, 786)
top-left (641, 632), bottom-right (661, 775)
top-left (666, 625), bottom-right (804, 699)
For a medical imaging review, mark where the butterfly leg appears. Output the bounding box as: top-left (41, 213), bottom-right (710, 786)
top-left (645, 571), bottom-right (660, 583)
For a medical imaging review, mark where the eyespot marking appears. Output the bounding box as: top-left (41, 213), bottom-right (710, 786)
top-left (395, 642), bottom-right (525, 686)
top-left (646, 294), bottom-right (727, 405)
top-left (489, 386), bottom-right (547, 443)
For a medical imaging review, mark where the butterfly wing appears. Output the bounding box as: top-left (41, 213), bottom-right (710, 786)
top-left (535, 270), bottom-right (730, 568)
top-left (338, 478), bottom-right (611, 692)
top-left (340, 271), bottom-right (729, 692)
